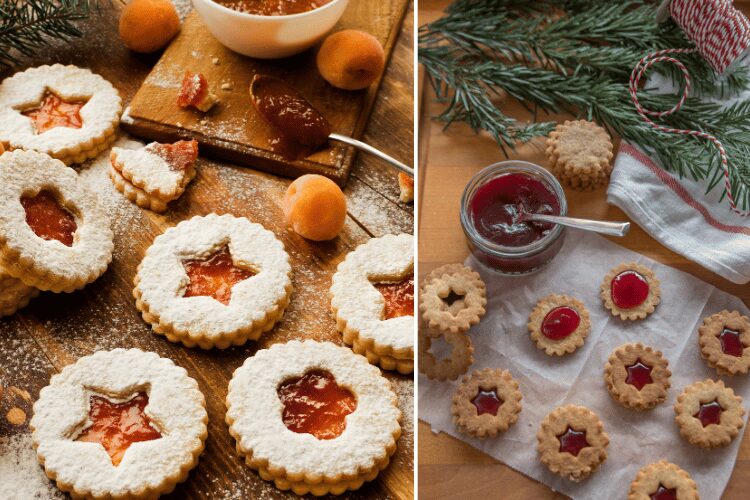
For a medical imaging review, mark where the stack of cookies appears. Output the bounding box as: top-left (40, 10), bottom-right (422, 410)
top-left (546, 119), bottom-right (614, 191)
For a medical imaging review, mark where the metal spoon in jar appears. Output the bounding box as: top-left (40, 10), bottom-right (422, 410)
top-left (520, 213), bottom-right (631, 238)
top-left (249, 75), bottom-right (414, 177)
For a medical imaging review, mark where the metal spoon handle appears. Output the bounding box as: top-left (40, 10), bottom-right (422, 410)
top-left (330, 133), bottom-right (414, 177)
top-left (527, 213), bottom-right (630, 238)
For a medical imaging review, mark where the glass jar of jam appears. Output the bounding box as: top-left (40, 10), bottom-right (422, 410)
top-left (460, 161), bottom-right (567, 275)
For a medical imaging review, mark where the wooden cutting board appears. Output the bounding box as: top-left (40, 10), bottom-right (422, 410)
top-left (121, 0), bottom-right (409, 186)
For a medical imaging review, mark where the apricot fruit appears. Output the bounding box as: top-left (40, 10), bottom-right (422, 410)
top-left (316, 30), bottom-right (385, 90)
top-left (283, 174), bottom-right (346, 241)
top-left (119, 0), bottom-right (180, 53)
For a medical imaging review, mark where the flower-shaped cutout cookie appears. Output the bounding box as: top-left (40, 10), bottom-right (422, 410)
top-left (674, 379), bottom-right (745, 448)
top-left (699, 310), bottom-right (750, 376)
top-left (419, 263), bottom-right (487, 334)
top-left (528, 294), bottom-right (591, 356)
top-left (452, 368), bottom-right (522, 439)
top-left (418, 327), bottom-right (473, 381)
top-left (605, 343), bottom-right (671, 410)
top-left (601, 262), bottom-right (660, 320)
top-left (628, 460), bottom-right (699, 500)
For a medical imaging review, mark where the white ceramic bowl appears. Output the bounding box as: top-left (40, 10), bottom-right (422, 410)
top-left (192, 0), bottom-right (349, 59)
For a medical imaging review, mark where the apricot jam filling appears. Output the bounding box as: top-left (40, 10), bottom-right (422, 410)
top-left (694, 400), bottom-right (722, 427)
top-left (557, 427), bottom-right (589, 456)
top-left (471, 389), bottom-right (503, 416)
top-left (625, 359), bottom-right (653, 391)
top-left (76, 392), bottom-right (161, 466)
top-left (277, 370), bottom-right (356, 440)
top-left (182, 246), bottom-right (254, 305)
top-left (373, 275), bottom-right (414, 319)
top-left (23, 91), bottom-right (86, 134)
top-left (21, 190), bottom-right (77, 246)
top-left (147, 140), bottom-right (199, 173)
top-left (541, 306), bottom-right (580, 340)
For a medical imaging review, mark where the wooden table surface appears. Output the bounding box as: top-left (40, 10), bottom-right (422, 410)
top-left (417, 1), bottom-right (750, 499)
top-left (0, 1), bottom-right (414, 499)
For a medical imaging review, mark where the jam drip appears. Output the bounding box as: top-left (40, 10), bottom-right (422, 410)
top-left (373, 275), bottom-right (414, 319)
top-left (610, 270), bottom-right (650, 309)
top-left (21, 190), bottom-right (77, 246)
top-left (76, 392), bottom-right (161, 466)
top-left (215, 0), bottom-right (332, 15)
top-left (650, 485), bottom-right (677, 500)
top-left (541, 306), bottom-right (580, 340)
top-left (147, 140), bottom-right (199, 173)
top-left (694, 400), bottom-right (723, 427)
top-left (182, 246), bottom-right (254, 305)
top-left (277, 370), bottom-right (357, 440)
top-left (625, 359), bottom-right (653, 391)
top-left (471, 389), bottom-right (503, 416)
top-left (719, 328), bottom-right (745, 357)
top-left (557, 427), bottom-right (589, 456)
top-left (22, 91), bottom-right (86, 134)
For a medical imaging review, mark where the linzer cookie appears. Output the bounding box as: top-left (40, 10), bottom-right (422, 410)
top-left (537, 405), bottom-right (609, 482)
top-left (451, 368), bottom-right (522, 439)
top-left (0, 271), bottom-right (39, 317)
top-left (698, 310), bottom-right (750, 376)
top-left (330, 233), bottom-right (414, 374)
top-left (134, 214), bottom-right (292, 349)
top-left (225, 341), bottom-right (401, 496)
top-left (604, 343), bottom-right (671, 410)
top-left (110, 140), bottom-right (199, 213)
top-left (419, 263), bottom-right (486, 334)
top-left (601, 262), bottom-right (660, 320)
top-left (418, 327), bottom-right (473, 381)
top-left (628, 460), bottom-right (699, 500)
top-left (0, 65), bottom-right (121, 165)
top-left (0, 150), bottom-right (113, 292)
top-left (674, 379), bottom-right (745, 448)
top-left (546, 120), bottom-right (613, 191)
top-left (528, 294), bottom-right (590, 356)
top-left (30, 348), bottom-right (208, 499)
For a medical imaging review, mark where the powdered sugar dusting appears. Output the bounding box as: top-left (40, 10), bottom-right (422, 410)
top-left (0, 433), bottom-right (65, 499)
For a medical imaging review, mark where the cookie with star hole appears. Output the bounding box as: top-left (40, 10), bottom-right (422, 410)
top-left (30, 348), bottom-right (208, 499)
top-left (418, 326), bottom-right (473, 381)
top-left (698, 310), bottom-right (750, 376)
top-left (134, 214), bottom-right (292, 349)
top-left (628, 460), bottom-right (699, 500)
top-left (674, 379), bottom-right (745, 448)
top-left (528, 294), bottom-right (591, 356)
top-left (604, 343), bottom-right (671, 410)
top-left (330, 233), bottom-right (414, 373)
top-left (419, 263), bottom-right (486, 334)
top-left (601, 262), bottom-right (660, 320)
top-left (451, 368), bottom-right (522, 439)
top-left (0, 150), bottom-right (114, 293)
top-left (537, 405), bottom-right (609, 482)
top-left (225, 341), bottom-right (401, 496)
top-left (0, 65), bottom-right (121, 165)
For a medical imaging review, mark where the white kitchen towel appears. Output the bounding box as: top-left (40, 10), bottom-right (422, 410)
top-left (418, 232), bottom-right (750, 500)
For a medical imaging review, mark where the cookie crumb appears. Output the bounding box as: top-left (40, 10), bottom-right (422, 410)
top-left (212, 57), bottom-right (220, 65)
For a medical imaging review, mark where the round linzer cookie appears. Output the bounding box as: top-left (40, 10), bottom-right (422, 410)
top-left (674, 379), bottom-right (745, 448)
top-left (418, 326), bottom-right (473, 381)
top-left (451, 368), bottom-right (522, 439)
top-left (698, 310), bottom-right (750, 376)
top-left (419, 263), bottom-right (487, 334)
top-left (604, 343), bottom-right (671, 410)
top-left (330, 233), bottom-right (414, 374)
top-left (628, 460), bottom-right (699, 500)
top-left (0, 150), bottom-right (114, 293)
top-left (30, 348), bottom-right (208, 499)
top-left (536, 405), bottom-right (609, 482)
top-left (134, 214), bottom-right (293, 349)
top-left (528, 294), bottom-right (591, 356)
top-left (225, 341), bottom-right (401, 496)
top-left (0, 65), bottom-right (121, 165)
top-left (546, 120), bottom-right (613, 191)
top-left (601, 262), bottom-right (660, 320)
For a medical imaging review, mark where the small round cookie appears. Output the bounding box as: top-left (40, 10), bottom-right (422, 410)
top-left (604, 343), bottom-right (671, 410)
top-left (674, 379), bottom-right (745, 448)
top-left (451, 368), bottom-right (522, 439)
top-left (134, 214), bottom-right (293, 349)
top-left (330, 233), bottom-right (413, 372)
top-left (0, 65), bottom-right (121, 165)
top-left (528, 294), bottom-right (591, 356)
top-left (30, 348), bottom-right (208, 499)
top-left (419, 263), bottom-right (487, 334)
top-left (226, 341), bottom-right (401, 496)
top-left (601, 262), bottom-right (660, 320)
top-left (537, 405), bottom-right (609, 482)
top-left (418, 327), bottom-right (473, 381)
top-left (628, 460), bottom-right (699, 500)
top-left (698, 310), bottom-right (750, 376)
top-left (546, 120), bottom-right (613, 191)
top-left (0, 150), bottom-right (114, 293)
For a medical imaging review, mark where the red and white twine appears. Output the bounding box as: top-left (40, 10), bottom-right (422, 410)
top-left (629, 0), bottom-right (750, 216)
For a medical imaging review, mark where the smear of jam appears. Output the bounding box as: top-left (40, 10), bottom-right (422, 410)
top-left (214, 0), bottom-right (332, 15)
top-left (469, 173), bottom-right (560, 247)
top-left (650, 485), bottom-right (677, 500)
top-left (694, 400), bottom-right (723, 427)
top-left (76, 392), bottom-right (161, 466)
top-left (177, 72), bottom-right (209, 108)
top-left (147, 140), bottom-right (199, 173)
top-left (277, 370), bottom-right (356, 440)
top-left (182, 246), bottom-right (254, 305)
top-left (719, 328), bottom-right (745, 357)
top-left (471, 389), bottom-right (503, 416)
top-left (557, 427), bottom-right (589, 456)
top-left (610, 270), bottom-right (650, 309)
top-left (373, 275), bottom-right (414, 319)
top-left (250, 74), bottom-right (331, 160)
top-left (541, 306), bottom-right (580, 340)
top-left (22, 91), bottom-right (86, 134)
top-left (21, 191), bottom-right (77, 246)
top-left (625, 359), bottom-right (653, 391)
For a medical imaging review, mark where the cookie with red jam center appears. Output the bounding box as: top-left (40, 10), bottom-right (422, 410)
top-left (528, 294), bottom-right (591, 356)
top-left (451, 368), bottom-right (522, 439)
top-left (698, 310), bottom-right (750, 376)
top-left (674, 379), bottom-right (745, 448)
top-left (601, 263), bottom-right (660, 320)
top-left (628, 460), bottom-right (699, 500)
top-left (604, 343), bottom-right (671, 410)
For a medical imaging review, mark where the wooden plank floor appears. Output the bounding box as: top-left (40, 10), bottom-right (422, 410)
top-left (0, 2), bottom-right (414, 499)
top-left (417, 1), bottom-right (750, 499)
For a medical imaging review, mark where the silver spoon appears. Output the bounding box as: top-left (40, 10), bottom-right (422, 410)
top-left (329, 133), bottom-right (413, 177)
top-left (522, 213), bottom-right (630, 238)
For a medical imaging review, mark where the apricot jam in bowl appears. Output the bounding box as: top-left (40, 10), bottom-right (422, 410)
top-left (192, 0), bottom-right (348, 59)
top-left (460, 161), bottom-right (567, 275)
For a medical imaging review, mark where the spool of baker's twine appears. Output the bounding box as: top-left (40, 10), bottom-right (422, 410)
top-left (630, 0), bottom-right (750, 216)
